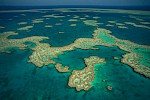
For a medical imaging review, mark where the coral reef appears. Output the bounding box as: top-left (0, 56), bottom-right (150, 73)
top-left (68, 56), bottom-right (106, 91)
top-left (83, 20), bottom-right (100, 26)
top-left (45, 25), bottom-right (53, 28)
top-left (0, 31), bottom-right (48, 53)
top-left (124, 22), bottom-right (150, 30)
top-left (1, 27), bottom-right (150, 81)
top-left (117, 26), bottom-right (128, 29)
top-left (68, 19), bottom-right (78, 21)
top-left (55, 63), bottom-right (70, 72)
top-left (70, 24), bottom-right (76, 26)
top-left (107, 86), bottom-right (113, 91)
top-left (18, 22), bottom-right (27, 25)
top-left (43, 14), bottom-right (65, 18)
top-left (32, 19), bottom-right (44, 23)
top-left (18, 26), bottom-right (33, 31)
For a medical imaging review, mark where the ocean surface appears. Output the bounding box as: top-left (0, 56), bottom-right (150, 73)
top-left (0, 6), bottom-right (150, 100)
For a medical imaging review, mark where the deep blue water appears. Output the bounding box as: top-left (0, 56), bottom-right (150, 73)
top-left (0, 6), bottom-right (150, 11)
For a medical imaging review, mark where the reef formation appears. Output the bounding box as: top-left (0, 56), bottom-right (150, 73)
top-left (0, 27), bottom-right (150, 91)
top-left (68, 56), bottom-right (106, 91)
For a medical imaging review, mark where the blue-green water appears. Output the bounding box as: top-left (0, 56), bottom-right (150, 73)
top-left (1, 11), bottom-right (150, 46)
top-left (0, 8), bottom-right (150, 100)
top-left (0, 47), bottom-right (150, 100)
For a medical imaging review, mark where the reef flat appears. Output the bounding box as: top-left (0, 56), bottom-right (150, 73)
top-left (124, 22), bottom-right (150, 30)
top-left (0, 31), bottom-right (49, 53)
top-left (18, 22), bottom-right (27, 25)
top-left (83, 20), bottom-right (100, 26)
top-left (68, 56), bottom-right (106, 91)
top-left (68, 19), bottom-right (78, 22)
top-left (55, 63), bottom-right (70, 72)
top-left (32, 18), bottom-right (44, 24)
top-left (17, 26), bottom-right (33, 31)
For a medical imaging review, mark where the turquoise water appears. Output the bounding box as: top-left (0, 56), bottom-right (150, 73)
top-left (0, 47), bottom-right (150, 100)
top-left (53, 46), bottom-right (125, 71)
top-left (0, 8), bottom-right (150, 100)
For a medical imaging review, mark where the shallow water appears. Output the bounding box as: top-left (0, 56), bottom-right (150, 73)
top-left (0, 47), bottom-right (150, 100)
